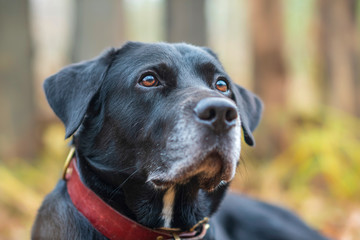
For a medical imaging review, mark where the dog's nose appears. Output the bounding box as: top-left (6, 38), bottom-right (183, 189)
top-left (194, 98), bottom-right (238, 132)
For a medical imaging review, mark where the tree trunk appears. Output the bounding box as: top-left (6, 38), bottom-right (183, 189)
top-left (165, 0), bottom-right (207, 46)
top-left (0, 0), bottom-right (36, 158)
top-left (72, 0), bottom-right (125, 62)
top-left (318, 0), bottom-right (359, 115)
top-left (249, 0), bottom-right (288, 111)
top-left (248, 0), bottom-right (288, 157)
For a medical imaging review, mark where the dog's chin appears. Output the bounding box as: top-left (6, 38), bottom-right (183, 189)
top-left (151, 178), bottom-right (228, 192)
top-left (149, 151), bottom-right (236, 192)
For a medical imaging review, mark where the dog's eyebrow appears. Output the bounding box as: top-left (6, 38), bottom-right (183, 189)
top-left (195, 62), bottom-right (220, 82)
top-left (146, 63), bottom-right (177, 87)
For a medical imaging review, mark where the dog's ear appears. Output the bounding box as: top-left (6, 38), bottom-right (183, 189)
top-left (233, 84), bottom-right (263, 146)
top-left (43, 48), bottom-right (117, 138)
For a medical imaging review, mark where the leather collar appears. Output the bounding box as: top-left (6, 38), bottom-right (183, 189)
top-left (64, 149), bottom-right (209, 240)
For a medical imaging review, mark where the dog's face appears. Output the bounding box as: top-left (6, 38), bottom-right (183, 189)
top-left (102, 43), bottom-right (245, 191)
top-left (45, 42), bottom-right (262, 193)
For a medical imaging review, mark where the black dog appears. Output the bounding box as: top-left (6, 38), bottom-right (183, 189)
top-left (32, 42), bottom-right (328, 240)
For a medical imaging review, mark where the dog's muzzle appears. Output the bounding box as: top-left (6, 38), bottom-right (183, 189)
top-left (149, 97), bottom-right (241, 191)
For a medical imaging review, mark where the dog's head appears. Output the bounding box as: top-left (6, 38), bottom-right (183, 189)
top-left (45, 42), bottom-right (262, 193)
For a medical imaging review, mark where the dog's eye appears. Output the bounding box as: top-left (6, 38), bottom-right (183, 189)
top-left (215, 79), bottom-right (228, 92)
top-left (139, 75), bottom-right (159, 87)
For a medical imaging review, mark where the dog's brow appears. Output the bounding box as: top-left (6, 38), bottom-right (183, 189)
top-left (146, 63), bottom-right (177, 87)
top-left (151, 63), bottom-right (171, 73)
top-left (197, 62), bottom-right (217, 74)
top-left (195, 62), bottom-right (219, 82)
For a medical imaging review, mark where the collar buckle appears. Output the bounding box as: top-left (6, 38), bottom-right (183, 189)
top-left (62, 147), bottom-right (75, 179)
top-left (156, 217), bottom-right (210, 240)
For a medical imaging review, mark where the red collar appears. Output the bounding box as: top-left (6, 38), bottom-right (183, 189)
top-left (64, 152), bottom-right (209, 240)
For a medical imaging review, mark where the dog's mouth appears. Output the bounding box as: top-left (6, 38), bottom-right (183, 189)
top-left (149, 151), bottom-right (236, 191)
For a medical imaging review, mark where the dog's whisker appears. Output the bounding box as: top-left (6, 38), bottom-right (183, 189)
top-left (117, 166), bottom-right (137, 172)
top-left (109, 169), bottom-right (140, 201)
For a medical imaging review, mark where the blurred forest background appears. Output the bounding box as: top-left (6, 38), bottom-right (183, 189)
top-left (0, 0), bottom-right (360, 239)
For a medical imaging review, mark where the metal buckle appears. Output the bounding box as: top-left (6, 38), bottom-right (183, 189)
top-left (189, 217), bottom-right (209, 232)
top-left (157, 217), bottom-right (210, 240)
top-left (62, 147), bottom-right (75, 180)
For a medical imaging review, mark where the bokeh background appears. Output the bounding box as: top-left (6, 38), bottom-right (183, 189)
top-left (1, 0), bottom-right (360, 239)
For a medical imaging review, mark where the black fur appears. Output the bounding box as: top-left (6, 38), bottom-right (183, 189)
top-left (33, 42), bottom-right (328, 240)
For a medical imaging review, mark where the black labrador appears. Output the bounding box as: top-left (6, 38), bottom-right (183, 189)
top-left (32, 42), bottom-right (328, 240)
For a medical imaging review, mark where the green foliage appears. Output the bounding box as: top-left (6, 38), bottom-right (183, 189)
top-left (233, 107), bottom-right (360, 237)
top-left (273, 108), bottom-right (360, 201)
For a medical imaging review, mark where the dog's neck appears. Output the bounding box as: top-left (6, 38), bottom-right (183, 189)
top-left (74, 149), bottom-right (228, 230)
